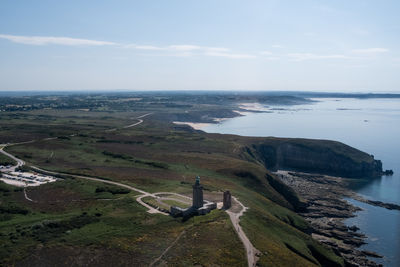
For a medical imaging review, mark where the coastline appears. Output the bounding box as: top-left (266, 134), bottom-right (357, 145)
top-left (237, 102), bottom-right (271, 112)
top-left (173, 102), bottom-right (269, 130)
top-left (275, 171), bottom-right (385, 267)
top-left (172, 121), bottom-right (213, 130)
top-left (171, 104), bottom-right (396, 266)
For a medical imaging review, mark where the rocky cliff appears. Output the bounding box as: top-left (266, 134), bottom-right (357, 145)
top-left (245, 138), bottom-right (382, 178)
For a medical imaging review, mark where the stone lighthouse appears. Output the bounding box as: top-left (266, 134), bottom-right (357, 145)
top-left (192, 176), bottom-right (204, 208)
top-left (170, 175), bottom-right (216, 218)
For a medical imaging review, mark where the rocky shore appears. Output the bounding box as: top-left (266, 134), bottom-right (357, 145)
top-left (275, 171), bottom-right (388, 267)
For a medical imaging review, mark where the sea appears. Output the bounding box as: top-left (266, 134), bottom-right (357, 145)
top-left (201, 98), bottom-right (400, 266)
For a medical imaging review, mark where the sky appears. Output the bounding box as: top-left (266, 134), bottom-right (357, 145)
top-left (0, 0), bottom-right (399, 92)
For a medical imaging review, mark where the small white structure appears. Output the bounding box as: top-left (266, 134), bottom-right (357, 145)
top-left (1, 170), bottom-right (57, 187)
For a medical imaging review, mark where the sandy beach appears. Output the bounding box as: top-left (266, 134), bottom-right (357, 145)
top-left (238, 103), bottom-right (270, 112)
top-left (173, 121), bottom-right (212, 130)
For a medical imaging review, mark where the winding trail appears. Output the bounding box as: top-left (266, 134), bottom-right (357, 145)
top-left (106, 112), bottom-right (152, 132)
top-left (0, 112), bottom-right (259, 267)
top-left (29, 165), bottom-right (168, 216)
top-left (226, 196), bottom-right (260, 267)
top-left (23, 188), bottom-right (35, 202)
top-left (124, 112), bottom-right (153, 128)
top-left (153, 192), bottom-right (192, 200)
top-left (149, 230), bottom-right (186, 267)
top-left (0, 146), bottom-right (25, 171)
top-left (122, 119), bottom-right (144, 129)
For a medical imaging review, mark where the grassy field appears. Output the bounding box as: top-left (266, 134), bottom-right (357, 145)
top-left (0, 99), bottom-right (353, 266)
top-left (0, 152), bottom-right (16, 166)
top-left (162, 199), bottom-right (191, 209)
top-left (0, 178), bottom-right (247, 266)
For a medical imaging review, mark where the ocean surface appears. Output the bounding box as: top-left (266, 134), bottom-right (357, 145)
top-left (202, 98), bottom-right (400, 266)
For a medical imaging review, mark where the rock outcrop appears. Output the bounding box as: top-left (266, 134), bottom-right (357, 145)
top-left (246, 138), bottom-right (383, 178)
top-left (276, 171), bottom-right (382, 267)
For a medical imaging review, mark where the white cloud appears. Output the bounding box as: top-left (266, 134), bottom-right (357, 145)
top-left (168, 45), bottom-right (202, 51)
top-left (352, 48), bottom-right (389, 54)
top-left (0, 34), bottom-right (115, 46)
top-left (285, 48), bottom-right (389, 62)
top-left (168, 45), bottom-right (231, 54)
top-left (125, 44), bottom-right (165, 50)
top-left (288, 53), bottom-right (349, 61)
top-left (127, 43), bottom-right (247, 58)
top-left (271, 44), bottom-right (283, 48)
top-left (124, 43), bottom-right (231, 54)
top-left (204, 51), bottom-right (255, 59)
top-left (0, 33), bottom-right (254, 59)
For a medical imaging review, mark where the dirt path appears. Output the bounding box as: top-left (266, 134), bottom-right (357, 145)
top-left (13, 159), bottom-right (259, 266)
top-left (1, 113), bottom-right (166, 215)
top-left (1, 112), bottom-right (259, 266)
top-left (23, 188), bottom-right (35, 202)
top-left (122, 119), bottom-right (144, 129)
top-left (29, 165), bottom-right (169, 215)
top-left (0, 146), bottom-right (25, 172)
top-left (153, 192), bottom-right (192, 200)
top-left (149, 230), bottom-right (186, 267)
top-left (107, 113), bottom-right (152, 131)
top-left (136, 194), bottom-right (169, 215)
top-left (226, 196), bottom-right (260, 267)
top-left (123, 112), bottom-right (153, 128)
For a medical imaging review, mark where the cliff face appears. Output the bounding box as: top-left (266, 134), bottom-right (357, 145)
top-left (247, 138), bottom-right (382, 178)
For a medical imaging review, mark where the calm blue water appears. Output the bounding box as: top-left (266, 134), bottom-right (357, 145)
top-left (203, 98), bottom-right (400, 266)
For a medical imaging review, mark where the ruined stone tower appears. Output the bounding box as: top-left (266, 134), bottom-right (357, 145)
top-left (223, 190), bottom-right (231, 209)
top-left (192, 176), bottom-right (203, 208)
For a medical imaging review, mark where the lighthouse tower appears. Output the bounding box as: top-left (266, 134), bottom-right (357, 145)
top-left (192, 176), bottom-right (203, 208)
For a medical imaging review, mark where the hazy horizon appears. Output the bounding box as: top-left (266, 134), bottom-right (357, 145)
top-left (1, 89), bottom-right (400, 96)
top-left (1, 1), bottom-right (400, 92)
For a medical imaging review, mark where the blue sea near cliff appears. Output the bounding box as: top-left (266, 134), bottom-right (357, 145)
top-left (202, 98), bottom-right (400, 266)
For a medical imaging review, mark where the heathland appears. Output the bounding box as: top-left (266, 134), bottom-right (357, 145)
top-left (0, 92), bottom-right (385, 266)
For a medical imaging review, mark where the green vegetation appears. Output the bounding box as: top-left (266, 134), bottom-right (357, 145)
top-left (163, 199), bottom-right (191, 209)
top-left (0, 178), bottom-right (247, 266)
top-left (0, 93), bottom-right (364, 266)
top-left (95, 185), bottom-right (130, 195)
top-left (142, 195), bottom-right (191, 211)
top-left (0, 152), bottom-right (16, 166)
top-left (0, 181), bottom-right (26, 220)
top-left (142, 196), bottom-right (169, 211)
